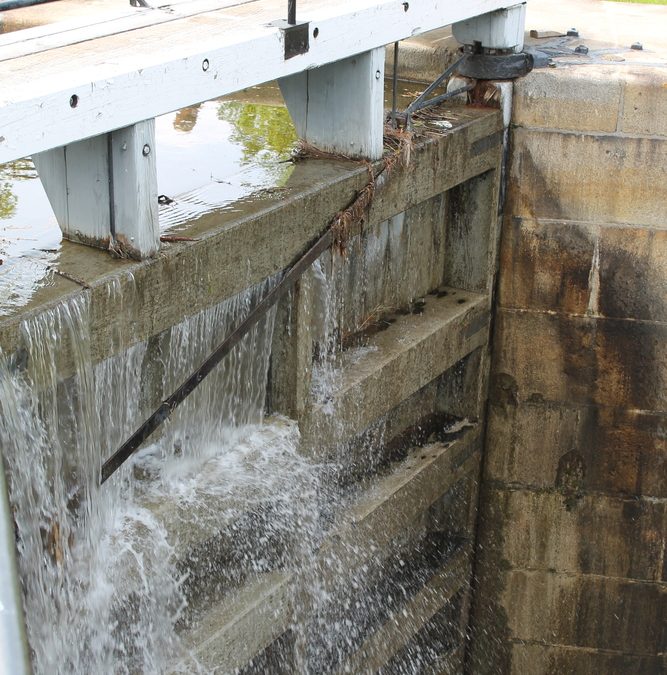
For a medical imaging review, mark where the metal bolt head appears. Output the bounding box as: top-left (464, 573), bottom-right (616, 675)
top-left (375, 69), bottom-right (381, 80)
top-left (567, 28), bottom-right (579, 37)
top-left (121, 142), bottom-right (128, 151)
top-left (574, 44), bottom-right (589, 55)
top-left (631, 42), bottom-right (643, 51)
top-left (202, 58), bottom-right (209, 71)
top-left (142, 144), bottom-right (151, 156)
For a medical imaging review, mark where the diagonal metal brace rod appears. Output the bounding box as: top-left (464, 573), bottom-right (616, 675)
top-left (409, 84), bottom-right (475, 113)
top-left (100, 226), bottom-right (334, 485)
top-left (405, 53), bottom-right (469, 116)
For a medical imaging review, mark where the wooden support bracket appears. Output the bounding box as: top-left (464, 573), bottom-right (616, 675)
top-left (33, 119), bottom-right (159, 260)
top-left (452, 2), bottom-right (526, 51)
top-left (279, 47), bottom-right (385, 161)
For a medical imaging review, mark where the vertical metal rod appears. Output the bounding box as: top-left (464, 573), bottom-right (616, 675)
top-left (287, 0), bottom-right (296, 24)
top-left (391, 41), bottom-right (399, 127)
top-left (0, 455), bottom-right (31, 675)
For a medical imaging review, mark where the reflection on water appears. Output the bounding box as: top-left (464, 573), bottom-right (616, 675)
top-left (217, 101), bottom-right (296, 165)
top-left (173, 103), bottom-right (202, 133)
top-left (0, 157), bottom-right (60, 316)
top-left (0, 158), bottom-right (38, 220)
top-left (0, 91), bottom-right (297, 316)
top-left (156, 98), bottom-right (296, 228)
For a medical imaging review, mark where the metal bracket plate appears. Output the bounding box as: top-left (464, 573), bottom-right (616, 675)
top-left (281, 21), bottom-right (310, 60)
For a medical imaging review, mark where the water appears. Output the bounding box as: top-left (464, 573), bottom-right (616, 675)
top-left (0, 92), bottom-right (296, 316)
top-left (1, 163), bottom-right (467, 674)
top-left (0, 276), bottom-right (284, 673)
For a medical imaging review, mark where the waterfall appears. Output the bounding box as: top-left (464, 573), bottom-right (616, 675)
top-left (0, 276), bottom-right (280, 674)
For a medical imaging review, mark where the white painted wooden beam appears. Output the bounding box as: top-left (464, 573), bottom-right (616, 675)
top-left (33, 136), bottom-right (112, 248)
top-left (452, 3), bottom-right (527, 51)
top-left (0, 0), bottom-right (523, 164)
top-left (279, 48), bottom-right (385, 160)
top-left (33, 120), bottom-right (159, 259)
top-left (110, 120), bottom-right (159, 259)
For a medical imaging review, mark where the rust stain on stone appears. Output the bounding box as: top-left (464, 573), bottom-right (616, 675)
top-left (499, 217), bottom-right (595, 314)
top-left (490, 372), bottom-right (518, 411)
top-left (509, 144), bottom-right (563, 222)
top-left (555, 449), bottom-right (586, 511)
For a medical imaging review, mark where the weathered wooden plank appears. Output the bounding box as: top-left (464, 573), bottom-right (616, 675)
top-left (33, 119), bottom-right (159, 257)
top-left (453, 2), bottom-right (526, 50)
top-left (110, 120), bottom-right (159, 258)
top-left (30, 146), bottom-right (68, 226)
top-left (0, 0), bottom-right (516, 162)
top-left (279, 47), bottom-right (385, 159)
top-left (33, 135), bottom-right (112, 246)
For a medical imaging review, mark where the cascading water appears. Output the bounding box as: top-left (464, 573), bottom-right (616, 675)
top-left (1, 206), bottom-right (466, 674)
top-left (0, 275), bottom-right (285, 674)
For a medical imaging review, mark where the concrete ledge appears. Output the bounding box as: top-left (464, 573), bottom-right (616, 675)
top-left (128, 295), bottom-right (486, 603)
top-left (301, 291), bottom-right (489, 453)
top-left (320, 430), bottom-right (480, 582)
top-left (171, 428), bottom-right (480, 672)
top-left (340, 548), bottom-right (469, 674)
top-left (176, 572), bottom-right (293, 674)
top-left (0, 109), bottom-right (502, 380)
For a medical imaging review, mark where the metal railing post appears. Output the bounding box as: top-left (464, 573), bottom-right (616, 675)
top-left (0, 456), bottom-right (31, 675)
top-left (287, 0), bottom-right (296, 25)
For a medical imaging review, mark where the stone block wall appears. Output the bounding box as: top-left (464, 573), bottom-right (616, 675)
top-left (469, 64), bottom-right (667, 674)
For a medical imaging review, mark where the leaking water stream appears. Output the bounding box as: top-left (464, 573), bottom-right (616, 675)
top-left (1, 95), bottom-right (471, 671)
top-left (0, 276), bottom-right (288, 673)
top-left (1, 226), bottom-right (470, 672)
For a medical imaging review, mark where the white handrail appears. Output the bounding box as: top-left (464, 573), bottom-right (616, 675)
top-left (0, 455), bottom-right (31, 675)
